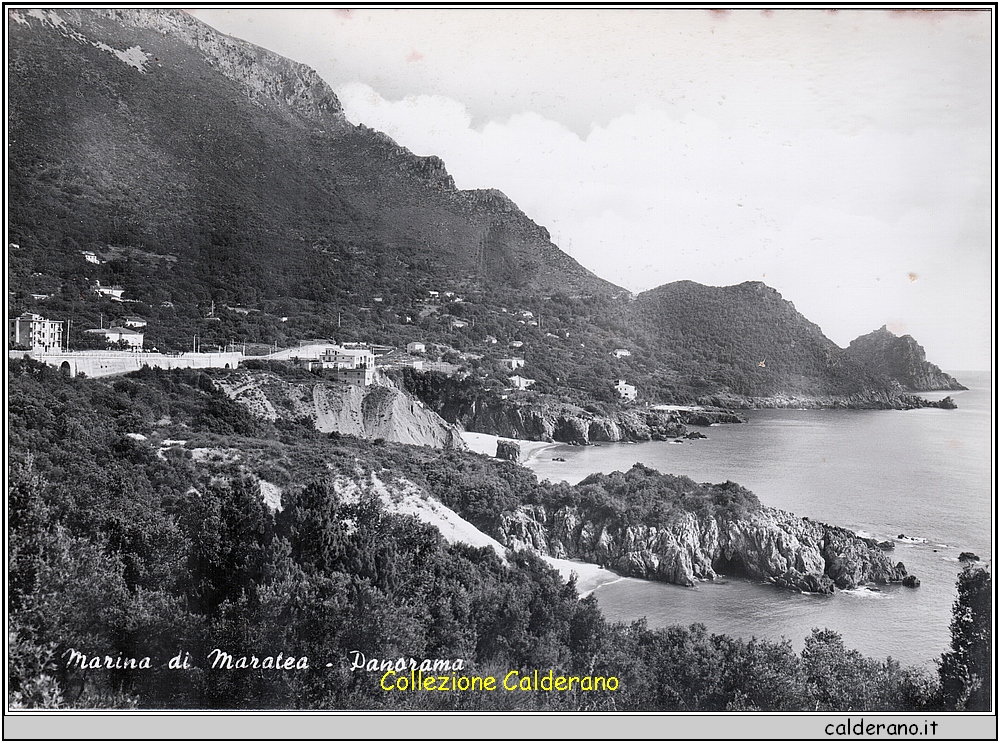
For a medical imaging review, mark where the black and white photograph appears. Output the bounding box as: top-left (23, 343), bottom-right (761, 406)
top-left (5, 5), bottom-right (994, 733)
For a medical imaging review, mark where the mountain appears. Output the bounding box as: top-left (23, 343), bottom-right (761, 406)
top-left (7, 9), bottom-right (961, 406)
top-left (7, 9), bottom-right (616, 325)
top-left (843, 326), bottom-right (966, 392)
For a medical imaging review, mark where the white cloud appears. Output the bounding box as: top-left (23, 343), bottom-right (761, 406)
top-left (337, 82), bottom-right (989, 368)
top-left (193, 9), bottom-right (991, 369)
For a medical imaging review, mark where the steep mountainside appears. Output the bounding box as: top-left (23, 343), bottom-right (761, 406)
top-left (622, 281), bottom-right (962, 400)
top-left (7, 9), bottom-right (962, 406)
top-left (626, 281), bottom-right (870, 397)
top-left (7, 9), bottom-right (616, 318)
top-left (843, 326), bottom-right (966, 392)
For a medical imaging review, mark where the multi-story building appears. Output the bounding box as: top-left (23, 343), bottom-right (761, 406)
top-left (11, 313), bottom-right (64, 351)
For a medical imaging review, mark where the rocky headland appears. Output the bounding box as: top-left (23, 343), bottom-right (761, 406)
top-left (459, 397), bottom-right (744, 446)
top-left (699, 391), bottom-right (959, 411)
top-left (486, 465), bottom-right (913, 594)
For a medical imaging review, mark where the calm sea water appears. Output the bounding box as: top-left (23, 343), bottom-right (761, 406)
top-left (524, 371), bottom-right (993, 668)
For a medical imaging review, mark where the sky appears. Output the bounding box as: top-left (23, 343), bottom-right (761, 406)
top-left (188, 8), bottom-right (993, 370)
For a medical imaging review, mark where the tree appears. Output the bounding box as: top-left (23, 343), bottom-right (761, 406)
top-left (939, 566), bottom-right (992, 711)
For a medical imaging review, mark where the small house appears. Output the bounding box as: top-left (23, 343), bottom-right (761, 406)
top-left (614, 379), bottom-right (637, 402)
top-left (508, 375), bottom-right (535, 391)
top-left (612, 348), bottom-right (631, 358)
top-left (94, 281), bottom-right (125, 300)
top-left (85, 326), bottom-right (144, 350)
top-left (500, 357), bottom-right (526, 371)
top-left (406, 342), bottom-right (426, 354)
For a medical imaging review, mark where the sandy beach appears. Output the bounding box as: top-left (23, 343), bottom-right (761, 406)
top-left (541, 557), bottom-right (622, 597)
top-left (459, 431), bottom-right (560, 464)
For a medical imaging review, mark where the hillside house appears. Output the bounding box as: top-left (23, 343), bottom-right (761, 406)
top-left (614, 379), bottom-right (637, 402)
top-left (612, 348), bottom-right (631, 358)
top-left (509, 340), bottom-right (524, 349)
top-left (338, 366), bottom-right (376, 386)
top-left (406, 342), bottom-right (426, 354)
top-left (508, 375), bottom-right (535, 391)
top-left (501, 357), bottom-right (526, 371)
top-left (81, 250), bottom-right (101, 264)
top-left (11, 313), bottom-right (64, 351)
top-left (85, 326), bottom-right (144, 350)
top-left (120, 315), bottom-right (147, 328)
top-left (94, 281), bottom-right (125, 300)
top-left (450, 319), bottom-right (468, 329)
top-left (319, 344), bottom-right (375, 371)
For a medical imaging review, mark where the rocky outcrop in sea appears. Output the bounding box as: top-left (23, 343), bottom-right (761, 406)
top-left (489, 467), bottom-right (910, 594)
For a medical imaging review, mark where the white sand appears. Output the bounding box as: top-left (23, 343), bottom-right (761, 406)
top-left (367, 465), bottom-right (618, 596)
top-left (541, 556), bottom-right (622, 597)
top-left (459, 431), bottom-right (559, 463)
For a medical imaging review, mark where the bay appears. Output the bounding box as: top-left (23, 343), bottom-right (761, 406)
top-left (524, 371), bottom-right (993, 668)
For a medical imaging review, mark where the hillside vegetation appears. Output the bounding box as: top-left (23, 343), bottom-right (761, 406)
top-left (10, 360), bottom-right (988, 711)
top-left (7, 9), bottom-right (962, 406)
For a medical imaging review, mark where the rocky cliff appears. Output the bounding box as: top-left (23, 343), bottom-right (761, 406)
top-left (464, 398), bottom-right (744, 445)
top-left (215, 369), bottom-right (465, 449)
top-left (490, 466), bottom-right (911, 594)
top-left (844, 326), bottom-right (967, 392)
top-left (46, 8), bottom-right (348, 129)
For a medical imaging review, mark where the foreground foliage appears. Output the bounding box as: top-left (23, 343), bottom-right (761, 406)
top-left (7, 361), bottom-right (978, 710)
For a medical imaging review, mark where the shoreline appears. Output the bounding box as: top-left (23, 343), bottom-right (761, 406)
top-left (541, 556), bottom-right (623, 598)
top-left (459, 431), bottom-right (561, 465)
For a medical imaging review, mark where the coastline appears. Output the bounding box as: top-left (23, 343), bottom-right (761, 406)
top-left (541, 556), bottom-right (622, 598)
top-left (459, 431), bottom-right (560, 465)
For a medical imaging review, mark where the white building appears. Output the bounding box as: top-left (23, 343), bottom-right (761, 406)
top-left (612, 348), bottom-right (632, 358)
top-left (85, 326), bottom-right (144, 350)
top-left (120, 315), bottom-right (147, 328)
top-left (11, 313), bottom-right (64, 351)
top-left (319, 344), bottom-right (375, 371)
top-left (94, 281), bottom-right (125, 300)
top-left (406, 342), bottom-right (426, 354)
top-left (500, 357), bottom-right (526, 371)
top-left (509, 375), bottom-right (535, 391)
top-left (614, 379), bottom-right (637, 402)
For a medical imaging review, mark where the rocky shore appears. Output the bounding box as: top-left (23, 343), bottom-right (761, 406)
top-left (486, 467), bottom-right (914, 595)
top-left (465, 398), bottom-right (745, 446)
top-left (698, 391), bottom-right (958, 411)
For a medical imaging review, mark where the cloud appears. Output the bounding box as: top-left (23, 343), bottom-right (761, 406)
top-left (337, 82), bottom-right (989, 368)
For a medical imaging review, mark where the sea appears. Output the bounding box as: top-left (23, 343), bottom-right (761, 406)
top-left (523, 371), bottom-right (993, 669)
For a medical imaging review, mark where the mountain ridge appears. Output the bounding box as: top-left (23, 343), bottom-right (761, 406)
top-left (7, 8), bottom-right (962, 404)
